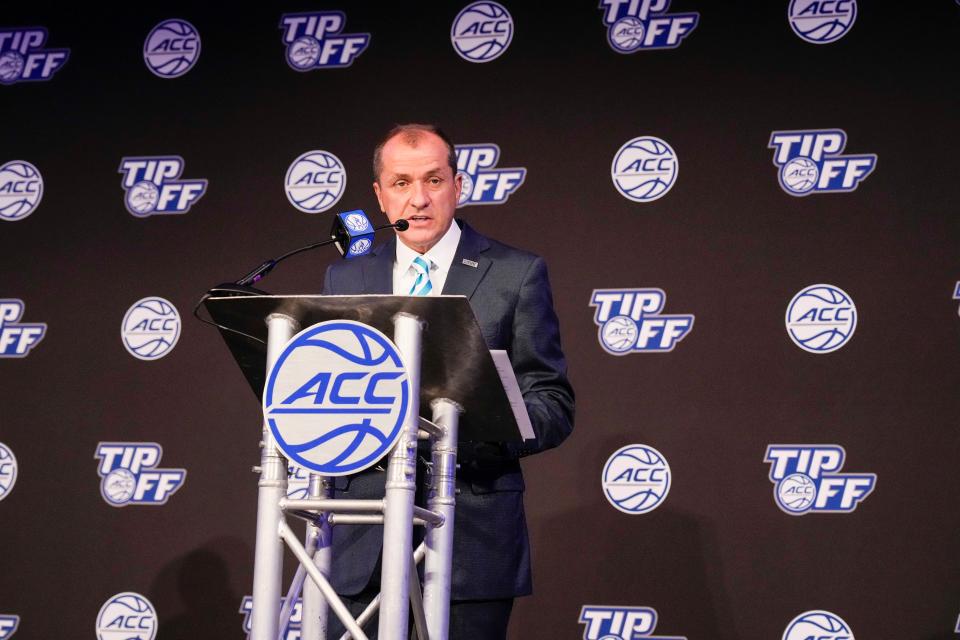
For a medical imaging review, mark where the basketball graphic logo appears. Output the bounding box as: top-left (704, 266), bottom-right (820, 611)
top-left (600, 315), bottom-right (638, 354)
top-left (609, 17), bottom-right (646, 52)
top-left (783, 610), bottom-right (854, 640)
top-left (264, 320), bottom-right (410, 476)
top-left (780, 156), bottom-right (819, 194)
top-left (788, 0), bottom-right (857, 44)
top-left (126, 181), bottom-right (160, 215)
top-left (602, 445), bottom-right (671, 515)
top-left (288, 36), bottom-right (321, 69)
top-left (0, 160), bottom-right (43, 222)
top-left (144, 19), bottom-right (201, 78)
top-left (786, 284), bottom-right (857, 353)
top-left (0, 51), bottom-right (25, 83)
top-left (776, 473), bottom-right (817, 513)
top-left (0, 443), bottom-right (18, 501)
top-left (612, 136), bottom-right (678, 203)
top-left (102, 468), bottom-right (137, 505)
top-left (451, 2), bottom-right (514, 63)
top-left (349, 237), bottom-right (372, 256)
top-left (121, 297), bottom-right (181, 361)
top-left (96, 592), bottom-right (157, 640)
top-left (458, 171), bottom-right (475, 205)
top-left (285, 150), bottom-right (347, 213)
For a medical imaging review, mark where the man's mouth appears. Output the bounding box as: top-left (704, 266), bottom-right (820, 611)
top-left (407, 215), bottom-right (431, 222)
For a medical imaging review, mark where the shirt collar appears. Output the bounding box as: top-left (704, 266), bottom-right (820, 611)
top-left (395, 220), bottom-right (462, 272)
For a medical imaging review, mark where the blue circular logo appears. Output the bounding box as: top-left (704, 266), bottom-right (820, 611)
top-left (780, 156), bottom-right (819, 194)
top-left (783, 610), bottom-right (854, 640)
top-left (144, 19), bottom-right (201, 78)
top-left (121, 296), bottom-right (181, 361)
top-left (612, 136), bottom-right (678, 203)
top-left (788, 0), bottom-right (857, 44)
top-left (0, 51), bottom-right (25, 84)
top-left (285, 150), bottom-right (347, 213)
top-left (97, 592), bottom-right (157, 640)
top-left (451, 2), bottom-right (514, 63)
top-left (602, 444), bottom-right (671, 514)
top-left (776, 472), bottom-right (817, 514)
top-left (608, 17), bottom-right (646, 53)
top-left (287, 35), bottom-right (322, 69)
top-left (0, 442), bottom-right (18, 501)
top-left (264, 321), bottom-right (410, 476)
top-left (786, 284), bottom-right (857, 353)
top-left (0, 160), bottom-right (43, 222)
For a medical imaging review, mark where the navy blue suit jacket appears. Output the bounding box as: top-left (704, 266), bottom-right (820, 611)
top-left (321, 220), bottom-right (574, 600)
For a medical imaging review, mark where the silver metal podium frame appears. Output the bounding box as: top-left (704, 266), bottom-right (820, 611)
top-left (248, 311), bottom-right (461, 640)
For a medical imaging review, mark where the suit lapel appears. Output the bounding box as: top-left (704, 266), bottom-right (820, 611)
top-left (361, 238), bottom-right (395, 294)
top-left (442, 221), bottom-right (491, 300)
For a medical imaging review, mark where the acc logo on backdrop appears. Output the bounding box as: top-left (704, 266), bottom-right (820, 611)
top-left (263, 320), bottom-right (410, 476)
top-left (279, 12), bottom-right (369, 70)
top-left (455, 144), bottom-right (526, 206)
top-left (96, 592), bottom-right (156, 640)
top-left (118, 156), bottom-right (207, 216)
top-left (788, 0), bottom-right (856, 44)
top-left (783, 610), bottom-right (854, 640)
top-left (240, 596), bottom-right (301, 639)
top-left (602, 445), bottom-right (671, 515)
top-left (0, 299), bottom-right (46, 358)
top-left (765, 445), bottom-right (875, 515)
top-left (0, 161), bottom-right (43, 221)
top-left (285, 150), bottom-right (346, 213)
top-left (0, 27), bottom-right (69, 84)
top-left (580, 605), bottom-right (686, 640)
top-left (0, 443), bottom-right (17, 502)
top-left (451, 1), bottom-right (514, 63)
top-left (598, 0), bottom-right (699, 53)
top-left (785, 284), bottom-right (856, 353)
top-left (143, 19), bottom-right (200, 78)
top-left (95, 442), bottom-right (186, 506)
top-left (590, 289), bottom-right (693, 354)
top-left (769, 129), bottom-right (876, 196)
top-left (121, 296), bottom-right (181, 360)
top-left (0, 615), bottom-right (18, 639)
top-left (612, 136), bottom-right (678, 202)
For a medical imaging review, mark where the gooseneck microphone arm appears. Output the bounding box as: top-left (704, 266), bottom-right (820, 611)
top-left (235, 218), bottom-right (409, 287)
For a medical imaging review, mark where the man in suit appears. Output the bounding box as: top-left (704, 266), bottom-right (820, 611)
top-left (322, 124), bottom-right (574, 639)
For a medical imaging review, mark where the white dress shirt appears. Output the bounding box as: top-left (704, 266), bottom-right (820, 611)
top-left (393, 221), bottom-right (462, 296)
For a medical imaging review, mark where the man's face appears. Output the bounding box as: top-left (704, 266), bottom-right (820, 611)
top-left (373, 131), bottom-right (462, 254)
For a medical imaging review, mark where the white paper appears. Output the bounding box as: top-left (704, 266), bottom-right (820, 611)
top-left (489, 350), bottom-right (535, 441)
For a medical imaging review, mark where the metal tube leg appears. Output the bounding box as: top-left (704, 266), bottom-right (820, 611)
top-left (302, 474), bottom-right (333, 640)
top-left (422, 399), bottom-right (461, 640)
top-left (251, 313), bottom-right (298, 640)
top-left (379, 313), bottom-right (424, 640)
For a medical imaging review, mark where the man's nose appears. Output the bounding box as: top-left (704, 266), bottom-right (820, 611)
top-left (410, 181), bottom-right (430, 209)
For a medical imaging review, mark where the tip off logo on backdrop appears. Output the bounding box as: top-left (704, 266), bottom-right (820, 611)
top-left (591, 289), bottom-right (693, 354)
top-left (95, 442), bottom-right (186, 506)
top-left (580, 605), bottom-right (686, 640)
top-left (0, 27), bottom-right (69, 84)
top-left (263, 320), bottom-right (409, 476)
top-left (765, 445), bottom-right (875, 515)
top-left (118, 156), bottom-right (207, 217)
top-left (455, 144), bottom-right (525, 206)
top-left (769, 129), bottom-right (876, 196)
top-left (280, 12), bottom-right (369, 70)
top-left (598, 0), bottom-right (699, 53)
top-left (0, 300), bottom-right (45, 358)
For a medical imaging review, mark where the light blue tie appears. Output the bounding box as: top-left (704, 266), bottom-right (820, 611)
top-left (408, 256), bottom-right (433, 296)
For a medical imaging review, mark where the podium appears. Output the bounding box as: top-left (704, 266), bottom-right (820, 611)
top-left (205, 293), bottom-right (523, 640)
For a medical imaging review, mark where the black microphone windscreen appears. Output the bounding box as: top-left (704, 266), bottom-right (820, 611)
top-left (395, 219), bottom-right (409, 231)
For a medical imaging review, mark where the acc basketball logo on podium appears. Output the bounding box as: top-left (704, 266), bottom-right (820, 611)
top-left (0, 160), bottom-right (43, 222)
top-left (279, 12), bottom-right (369, 70)
top-left (0, 27), bottom-right (69, 84)
top-left (598, 0), bottom-right (699, 53)
top-left (579, 605), bottom-right (687, 640)
top-left (95, 442), bottom-right (186, 506)
top-left (590, 289), bottom-right (693, 354)
top-left (264, 320), bottom-right (410, 476)
top-left (118, 156), bottom-right (207, 217)
top-left (602, 445), bottom-right (672, 515)
top-left (143, 19), bottom-right (200, 78)
top-left (765, 445), bottom-right (875, 515)
top-left (96, 592), bottom-right (157, 640)
top-left (769, 129), bottom-right (876, 196)
top-left (782, 610), bottom-right (855, 640)
top-left (451, 2), bottom-right (514, 63)
top-left (455, 144), bottom-right (526, 206)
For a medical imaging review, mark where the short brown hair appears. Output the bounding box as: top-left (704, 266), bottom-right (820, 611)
top-left (372, 123), bottom-right (457, 182)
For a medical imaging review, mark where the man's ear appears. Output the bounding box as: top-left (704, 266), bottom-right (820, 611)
top-left (454, 172), bottom-right (463, 202)
top-left (373, 181), bottom-right (384, 212)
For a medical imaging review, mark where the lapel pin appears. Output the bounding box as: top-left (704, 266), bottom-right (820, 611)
top-left (461, 258), bottom-right (479, 268)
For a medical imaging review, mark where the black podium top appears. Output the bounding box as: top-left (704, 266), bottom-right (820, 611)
top-left (204, 294), bottom-right (521, 442)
